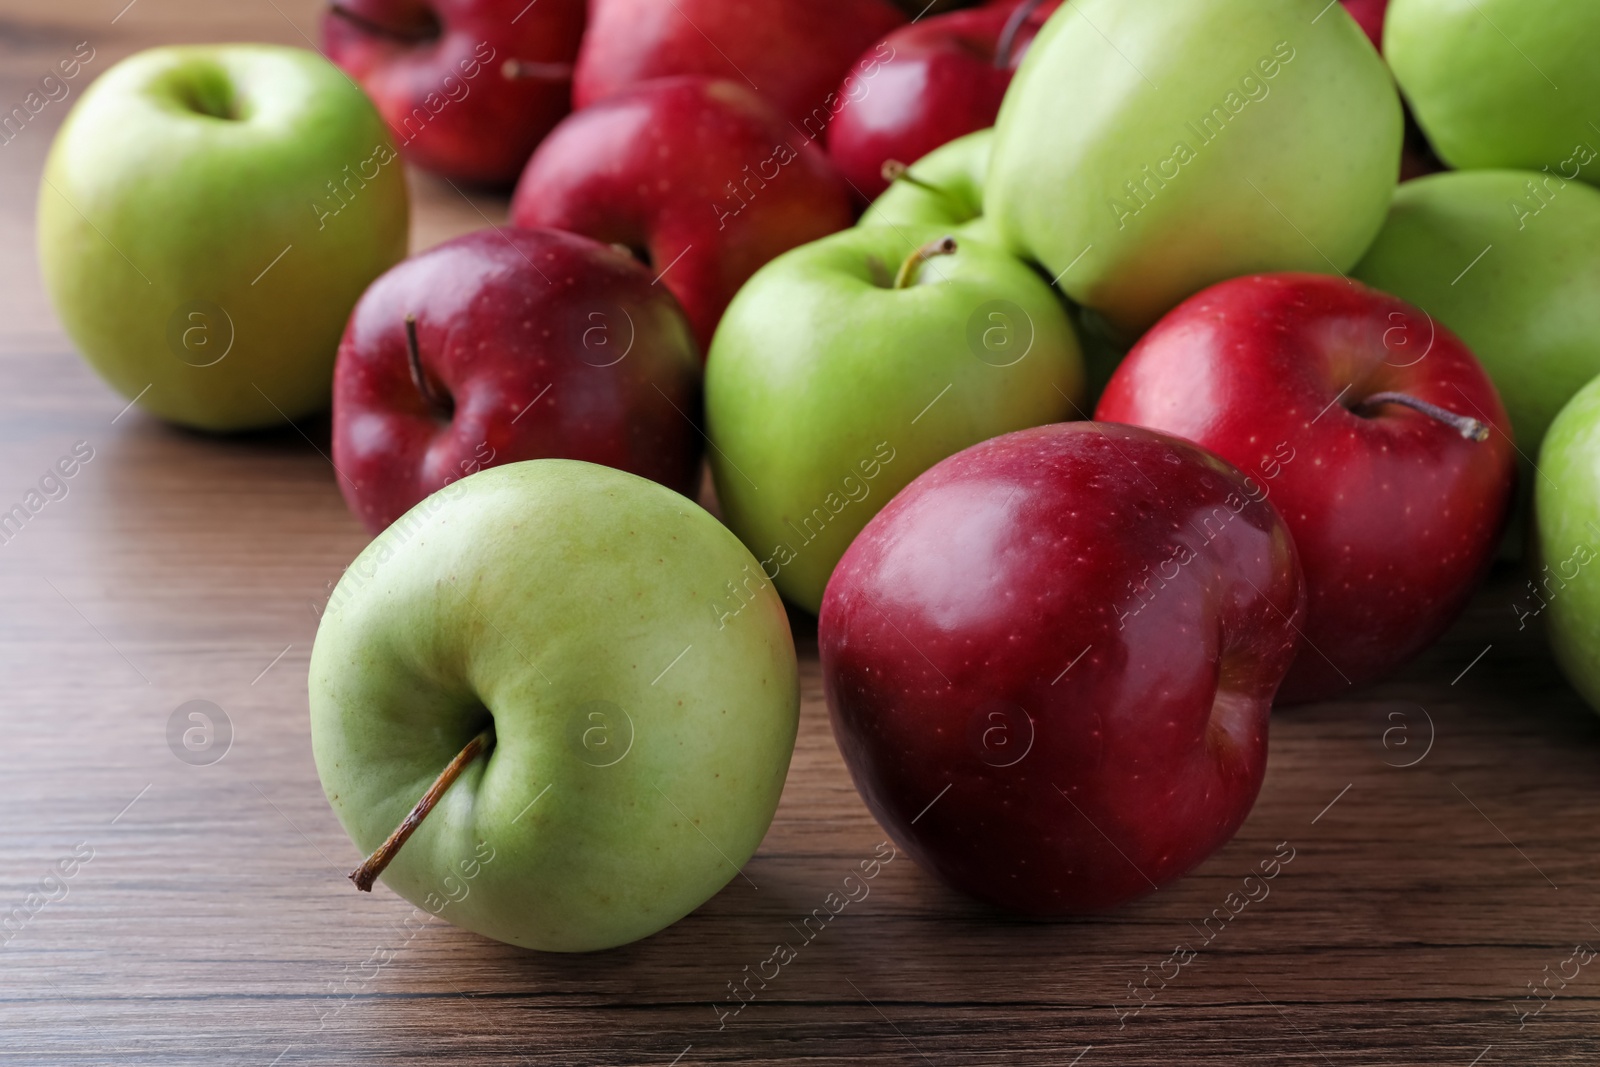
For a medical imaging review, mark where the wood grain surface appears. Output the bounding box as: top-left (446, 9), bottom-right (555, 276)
top-left (3, 3), bottom-right (1599, 1065)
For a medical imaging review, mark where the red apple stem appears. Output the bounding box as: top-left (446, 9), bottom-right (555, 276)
top-left (404, 314), bottom-right (453, 420)
top-left (894, 236), bottom-right (959, 289)
top-left (1358, 391), bottom-right (1491, 441)
top-left (501, 59), bottom-right (576, 82)
top-left (349, 726), bottom-right (494, 893)
top-left (995, 0), bottom-right (1051, 70)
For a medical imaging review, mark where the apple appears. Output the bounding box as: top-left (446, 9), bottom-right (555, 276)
top-left (1353, 171), bottom-right (1600, 473)
top-left (1342, 0), bottom-right (1387, 50)
top-left (331, 227), bottom-right (703, 534)
top-left (510, 77), bottom-right (855, 351)
top-left (705, 224), bottom-right (1085, 615)
top-left (37, 45), bottom-right (408, 432)
top-left (310, 459), bottom-right (801, 953)
top-left (1096, 273), bottom-right (1515, 703)
top-left (827, 0), bottom-right (1059, 201)
top-left (322, 0), bottom-right (587, 186)
top-left (572, 0), bottom-right (905, 137)
top-left (987, 0), bottom-right (1401, 335)
top-left (1535, 378), bottom-right (1600, 715)
top-left (1386, 0), bottom-right (1600, 183)
top-left (858, 127), bottom-right (992, 236)
top-left (820, 421), bottom-right (1305, 914)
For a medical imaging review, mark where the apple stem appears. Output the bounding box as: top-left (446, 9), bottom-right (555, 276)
top-left (501, 59), bottom-right (576, 82)
top-left (349, 726), bottom-right (494, 893)
top-left (404, 314), bottom-right (453, 421)
top-left (995, 0), bottom-right (1050, 70)
top-left (1358, 391), bottom-right (1491, 441)
top-left (880, 159), bottom-right (944, 196)
top-left (894, 236), bottom-right (959, 289)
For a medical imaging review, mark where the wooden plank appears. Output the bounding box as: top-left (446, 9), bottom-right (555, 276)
top-left (2, 2), bottom-right (1598, 1064)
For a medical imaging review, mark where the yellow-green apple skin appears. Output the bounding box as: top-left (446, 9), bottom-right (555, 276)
top-left (705, 224), bottom-right (1086, 614)
top-left (1354, 171), bottom-right (1600, 464)
top-left (1535, 376), bottom-right (1600, 714)
top-left (860, 127), bottom-right (995, 242)
top-left (987, 0), bottom-right (1402, 335)
top-left (1386, 0), bottom-right (1600, 183)
top-left (39, 45), bottom-right (408, 431)
top-left (308, 461), bottom-right (800, 953)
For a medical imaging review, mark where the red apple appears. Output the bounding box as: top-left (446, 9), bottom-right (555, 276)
top-left (322, 0), bottom-right (586, 185)
top-left (828, 0), bottom-right (1060, 200)
top-left (1341, 0), bottom-right (1388, 51)
top-left (820, 422), bottom-right (1305, 915)
top-left (332, 227), bottom-right (703, 533)
top-left (510, 76), bottom-right (855, 351)
top-left (571, 0), bottom-right (905, 135)
top-left (1096, 273), bottom-right (1514, 704)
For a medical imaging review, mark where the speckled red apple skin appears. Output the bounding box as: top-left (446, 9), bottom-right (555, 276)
top-left (572, 0), bottom-right (906, 132)
top-left (322, 0), bottom-right (587, 185)
top-left (332, 227), bottom-right (702, 534)
top-left (1097, 273), bottom-right (1514, 703)
top-left (827, 0), bottom-right (1060, 200)
top-left (820, 422), bottom-right (1305, 916)
top-left (510, 76), bottom-right (855, 351)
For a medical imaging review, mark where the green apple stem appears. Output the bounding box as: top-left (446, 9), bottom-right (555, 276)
top-left (1358, 391), bottom-right (1491, 441)
top-left (995, 0), bottom-right (1051, 70)
top-left (404, 314), bottom-right (453, 421)
top-left (894, 236), bottom-right (960, 290)
top-left (349, 726), bottom-right (494, 893)
top-left (501, 59), bottom-right (576, 81)
top-left (880, 159), bottom-right (946, 196)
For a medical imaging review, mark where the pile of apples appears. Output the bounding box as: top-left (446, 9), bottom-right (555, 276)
top-left (34, 0), bottom-right (1600, 952)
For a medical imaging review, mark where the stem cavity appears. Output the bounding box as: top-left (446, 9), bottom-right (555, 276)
top-left (405, 314), bottom-right (453, 421)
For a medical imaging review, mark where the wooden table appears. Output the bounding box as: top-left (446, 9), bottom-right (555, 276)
top-left (4, 4), bottom-right (1598, 1064)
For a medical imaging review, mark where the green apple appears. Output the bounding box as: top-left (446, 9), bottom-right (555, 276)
top-left (705, 225), bottom-right (1085, 613)
top-left (39, 44), bottom-right (408, 432)
top-left (1353, 170), bottom-right (1600, 465)
top-left (1386, 0), bottom-right (1600, 182)
top-left (1534, 375), bottom-right (1600, 714)
top-left (860, 127), bottom-right (995, 242)
top-left (309, 461), bottom-right (800, 952)
top-left (987, 0), bottom-right (1401, 335)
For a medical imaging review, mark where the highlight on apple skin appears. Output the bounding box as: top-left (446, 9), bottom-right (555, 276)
top-left (820, 422), bottom-right (1305, 916)
top-left (330, 227), bottom-right (704, 534)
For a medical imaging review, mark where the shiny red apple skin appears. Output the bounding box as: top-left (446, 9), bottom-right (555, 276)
top-left (510, 77), bottom-right (855, 351)
top-left (820, 422), bottom-right (1304, 916)
top-left (1096, 273), bottom-right (1514, 704)
top-left (1341, 0), bottom-right (1388, 51)
top-left (828, 0), bottom-right (1059, 200)
top-left (332, 227), bottom-right (703, 534)
top-left (322, 0), bottom-right (586, 185)
top-left (572, 0), bottom-right (905, 134)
